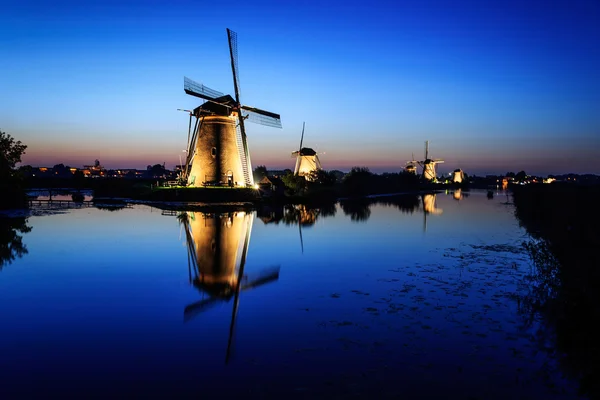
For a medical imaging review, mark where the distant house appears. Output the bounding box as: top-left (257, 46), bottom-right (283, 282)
top-left (258, 176), bottom-right (285, 196)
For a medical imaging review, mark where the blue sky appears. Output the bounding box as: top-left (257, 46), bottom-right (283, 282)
top-left (1, 0), bottom-right (599, 175)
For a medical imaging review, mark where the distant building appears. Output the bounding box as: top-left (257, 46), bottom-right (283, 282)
top-left (258, 176), bottom-right (285, 196)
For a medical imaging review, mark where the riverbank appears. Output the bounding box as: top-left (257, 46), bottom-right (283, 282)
top-left (512, 183), bottom-right (600, 398)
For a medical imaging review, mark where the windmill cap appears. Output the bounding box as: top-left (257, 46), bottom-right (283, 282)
top-left (294, 147), bottom-right (316, 156)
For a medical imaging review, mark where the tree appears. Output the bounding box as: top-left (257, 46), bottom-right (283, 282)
top-left (0, 130), bottom-right (28, 209)
top-left (0, 130), bottom-right (27, 180)
top-left (342, 167), bottom-right (373, 196)
top-left (281, 171), bottom-right (306, 195)
top-left (253, 165), bottom-right (268, 182)
top-left (515, 170), bottom-right (527, 182)
top-left (308, 169), bottom-right (336, 186)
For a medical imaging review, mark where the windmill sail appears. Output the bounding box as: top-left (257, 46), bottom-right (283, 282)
top-left (241, 106), bottom-right (282, 128)
top-left (184, 77), bottom-right (225, 102)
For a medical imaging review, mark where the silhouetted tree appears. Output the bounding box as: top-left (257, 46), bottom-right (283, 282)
top-left (0, 130), bottom-right (28, 209)
top-left (515, 170), bottom-right (527, 182)
top-left (0, 130), bottom-right (27, 180)
top-left (253, 165), bottom-right (268, 182)
top-left (308, 169), bottom-right (336, 186)
top-left (342, 167), bottom-right (373, 196)
top-left (281, 171), bottom-right (306, 195)
top-left (329, 170), bottom-right (346, 183)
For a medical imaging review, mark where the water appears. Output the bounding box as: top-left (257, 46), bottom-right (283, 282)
top-left (0, 190), bottom-right (579, 399)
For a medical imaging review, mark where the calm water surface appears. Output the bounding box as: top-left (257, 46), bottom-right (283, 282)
top-left (0, 190), bottom-right (579, 399)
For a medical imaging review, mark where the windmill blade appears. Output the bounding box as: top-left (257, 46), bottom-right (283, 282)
top-left (227, 28), bottom-right (241, 104)
top-left (241, 107), bottom-right (282, 128)
top-left (299, 122), bottom-right (305, 153)
top-left (183, 296), bottom-right (225, 323)
top-left (240, 266), bottom-right (281, 291)
top-left (184, 76), bottom-right (224, 101)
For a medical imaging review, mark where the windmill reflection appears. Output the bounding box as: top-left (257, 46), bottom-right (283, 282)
top-left (453, 188), bottom-right (463, 201)
top-left (422, 193), bottom-right (443, 232)
top-left (178, 210), bottom-right (280, 363)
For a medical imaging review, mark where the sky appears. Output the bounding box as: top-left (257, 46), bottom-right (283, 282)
top-left (1, 0), bottom-right (599, 176)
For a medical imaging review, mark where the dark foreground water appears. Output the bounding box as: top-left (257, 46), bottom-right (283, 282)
top-left (0, 190), bottom-right (581, 399)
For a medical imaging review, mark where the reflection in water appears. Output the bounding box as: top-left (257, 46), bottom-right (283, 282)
top-left (258, 204), bottom-right (337, 253)
top-left (179, 210), bottom-right (280, 363)
top-left (422, 193), bottom-right (443, 215)
top-left (340, 199), bottom-right (371, 222)
top-left (453, 188), bottom-right (463, 201)
top-left (341, 195), bottom-right (421, 223)
top-left (422, 193), bottom-right (443, 233)
top-left (258, 204), bottom-right (336, 227)
top-left (0, 217), bottom-right (32, 270)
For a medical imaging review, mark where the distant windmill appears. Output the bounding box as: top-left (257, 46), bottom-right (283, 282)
top-left (291, 122), bottom-right (322, 177)
top-left (418, 141), bottom-right (444, 182)
top-left (452, 168), bottom-right (465, 183)
top-left (181, 29), bottom-right (282, 187)
top-left (180, 210), bottom-right (280, 364)
top-left (405, 152), bottom-right (418, 175)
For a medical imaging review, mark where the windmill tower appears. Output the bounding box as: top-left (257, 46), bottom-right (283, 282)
top-left (181, 29), bottom-right (282, 187)
top-left (179, 210), bottom-right (280, 363)
top-left (418, 141), bottom-right (444, 182)
top-left (291, 122), bottom-right (322, 177)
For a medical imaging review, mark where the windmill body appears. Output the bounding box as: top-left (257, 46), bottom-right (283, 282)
top-left (405, 153), bottom-right (418, 175)
top-left (417, 141), bottom-right (444, 182)
top-left (405, 163), bottom-right (418, 175)
top-left (292, 122), bottom-right (322, 178)
top-left (452, 168), bottom-right (464, 183)
top-left (182, 29), bottom-right (281, 187)
top-left (187, 112), bottom-right (246, 187)
top-left (293, 148), bottom-right (322, 176)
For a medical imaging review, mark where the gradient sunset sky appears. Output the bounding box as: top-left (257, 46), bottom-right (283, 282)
top-left (2, 0), bottom-right (599, 176)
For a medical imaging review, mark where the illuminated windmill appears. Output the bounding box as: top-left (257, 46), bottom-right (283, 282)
top-left (452, 168), bottom-right (465, 183)
top-left (291, 122), bottom-right (322, 177)
top-left (181, 29), bottom-right (282, 187)
top-left (405, 153), bottom-right (418, 175)
top-left (179, 210), bottom-right (280, 363)
top-left (418, 141), bottom-right (444, 182)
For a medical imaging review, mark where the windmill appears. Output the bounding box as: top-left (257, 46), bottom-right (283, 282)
top-left (291, 122), bottom-right (322, 178)
top-left (452, 168), bottom-right (465, 183)
top-left (405, 152), bottom-right (418, 175)
top-left (179, 210), bottom-right (280, 364)
top-left (181, 29), bottom-right (282, 187)
top-left (417, 141), bottom-right (444, 182)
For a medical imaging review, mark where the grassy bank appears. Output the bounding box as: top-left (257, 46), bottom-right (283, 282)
top-left (512, 183), bottom-right (600, 398)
